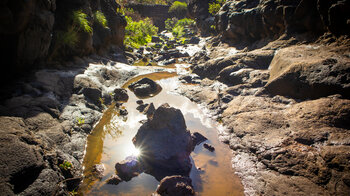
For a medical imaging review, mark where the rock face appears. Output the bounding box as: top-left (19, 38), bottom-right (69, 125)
top-left (133, 104), bottom-right (193, 178)
top-left (128, 78), bottom-right (162, 98)
top-left (125, 3), bottom-right (170, 31)
top-left (211, 0), bottom-right (350, 43)
top-left (182, 36), bottom-right (350, 195)
top-left (0, 0), bottom-right (126, 84)
top-left (188, 0), bottom-right (215, 35)
top-left (154, 175), bottom-right (195, 196)
top-left (266, 45), bottom-right (350, 99)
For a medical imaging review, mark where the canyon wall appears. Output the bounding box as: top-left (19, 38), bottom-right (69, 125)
top-left (0, 0), bottom-right (126, 84)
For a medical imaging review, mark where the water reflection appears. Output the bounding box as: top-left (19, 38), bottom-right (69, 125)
top-left (80, 74), bottom-right (244, 196)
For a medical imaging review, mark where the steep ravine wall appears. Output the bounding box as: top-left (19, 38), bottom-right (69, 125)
top-left (0, 0), bottom-right (126, 86)
top-left (124, 3), bottom-right (170, 31)
top-left (189, 0), bottom-right (350, 42)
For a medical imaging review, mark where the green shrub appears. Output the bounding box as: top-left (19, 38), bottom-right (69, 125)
top-left (165, 18), bottom-right (178, 31)
top-left (94, 11), bottom-right (108, 28)
top-left (124, 16), bottom-right (158, 48)
top-left (166, 18), bottom-right (195, 38)
top-left (73, 10), bottom-right (92, 33)
top-left (116, 7), bottom-right (134, 16)
top-left (172, 25), bottom-right (185, 37)
top-left (176, 18), bottom-right (195, 27)
top-left (168, 1), bottom-right (187, 18)
top-left (56, 28), bottom-right (78, 48)
top-left (209, 0), bottom-right (226, 15)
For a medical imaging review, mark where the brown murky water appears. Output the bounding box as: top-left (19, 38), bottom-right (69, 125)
top-left (79, 72), bottom-right (244, 196)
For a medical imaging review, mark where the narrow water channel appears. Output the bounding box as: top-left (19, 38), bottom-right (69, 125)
top-left (79, 72), bottom-right (244, 195)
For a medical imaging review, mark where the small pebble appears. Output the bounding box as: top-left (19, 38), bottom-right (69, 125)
top-left (203, 143), bottom-right (215, 152)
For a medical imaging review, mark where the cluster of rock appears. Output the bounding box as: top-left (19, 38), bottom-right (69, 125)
top-left (0, 57), bottom-right (139, 195)
top-left (180, 23), bottom-right (350, 196)
top-left (124, 29), bottom-right (199, 66)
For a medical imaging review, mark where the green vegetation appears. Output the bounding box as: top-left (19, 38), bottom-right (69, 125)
top-left (73, 10), bottom-right (92, 33)
top-left (59, 161), bottom-right (73, 171)
top-left (76, 117), bottom-right (85, 126)
top-left (168, 1), bottom-right (187, 18)
top-left (117, 0), bottom-right (185, 5)
top-left (99, 97), bottom-right (105, 106)
top-left (69, 189), bottom-right (78, 196)
top-left (124, 16), bottom-right (158, 48)
top-left (165, 18), bottom-right (178, 31)
top-left (50, 10), bottom-right (93, 60)
top-left (56, 28), bottom-right (78, 48)
top-left (209, 0), bottom-right (226, 15)
top-left (134, 0), bottom-right (168, 4)
top-left (94, 11), bottom-right (108, 28)
top-left (116, 7), bottom-right (134, 16)
top-left (165, 18), bottom-right (195, 38)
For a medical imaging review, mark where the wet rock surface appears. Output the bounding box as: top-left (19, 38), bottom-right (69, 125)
top-left (106, 175), bottom-right (122, 185)
top-left (115, 156), bottom-right (142, 181)
top-left (154, 175), bottom-right (195, 196)
top-left (128, 78), bottom-right (162, 98)
top-left (113, 88), bottom-right (129, 102)
top-left (133, 104), bottom-right (193, 179)
top-left (191, 132), bottom-right (208, 148)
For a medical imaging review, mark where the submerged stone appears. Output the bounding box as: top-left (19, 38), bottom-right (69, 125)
top-left (115, 156), bottom-right (142, 181)
top-left (106, 175), bottom-right (122, 185)
top-left (155, 175), bottom-right (195, 196)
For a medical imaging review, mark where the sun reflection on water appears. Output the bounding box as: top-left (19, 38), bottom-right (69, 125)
top-left (127, 146), bottom-right (141, 157)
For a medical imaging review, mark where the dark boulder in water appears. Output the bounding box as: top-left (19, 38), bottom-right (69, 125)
top-left (133, 103), bottom-right (193, 180)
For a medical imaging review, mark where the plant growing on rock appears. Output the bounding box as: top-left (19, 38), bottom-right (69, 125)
top-left (94, 11), bottom-right (108, 28)
top-left (56, 28), bottom-right (78, 48)
top-left (50, 10), bottom-right (92, 60)
top-left (73, 10), bottom-right (92, 33)
top-left (59, 160), bottom-right (73, 171)
top-left (76, 117), bottom-right (85, 126)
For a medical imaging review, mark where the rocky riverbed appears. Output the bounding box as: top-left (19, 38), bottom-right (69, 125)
top-left (1, 0), bottom-right (350, 195)
top-left (178, 36), bottom-right (350, 195)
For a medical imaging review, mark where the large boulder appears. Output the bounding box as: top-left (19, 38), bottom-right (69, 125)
top-left (128, 78), bottom-right (162, 98)
top-left (133, 104), bottom-right (193, 177)
top-left (154, 175), bottom-right (195, 196)
top-left (265, 45), bottom-right (350, 99)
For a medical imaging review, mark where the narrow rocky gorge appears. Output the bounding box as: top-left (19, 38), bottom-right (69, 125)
top-left (1, 0), bottom-right (350, 195)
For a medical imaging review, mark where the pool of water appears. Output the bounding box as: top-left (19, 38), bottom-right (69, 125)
top-left (79, 73), bottom-right (244, 196)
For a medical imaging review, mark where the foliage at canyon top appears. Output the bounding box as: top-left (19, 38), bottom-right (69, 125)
top-left (118, 0), bottom-right (195, 48)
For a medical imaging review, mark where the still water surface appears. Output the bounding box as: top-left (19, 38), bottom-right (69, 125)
top-left (79, 73), bottom-right (244, 196)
